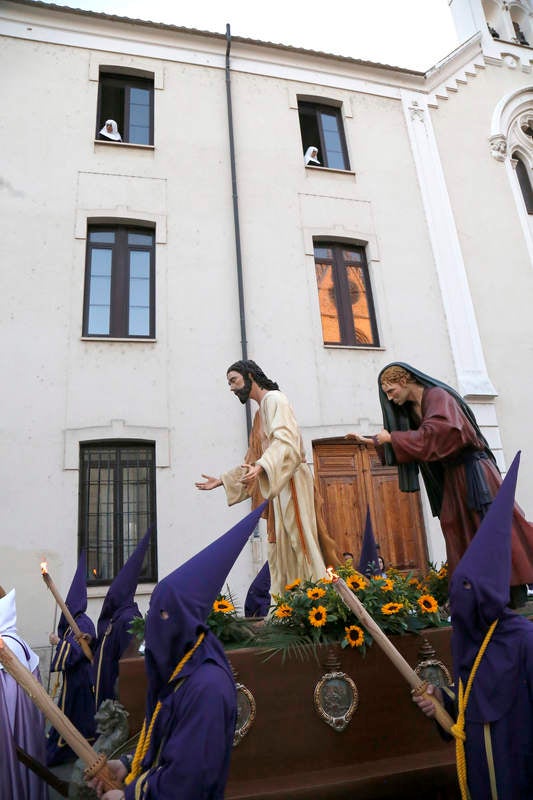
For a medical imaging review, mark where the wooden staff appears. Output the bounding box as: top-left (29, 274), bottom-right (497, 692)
top-left (0, 635), bottom-right (121, 790)
top-left (40, 563), bottom-right (93, 664)
top-left (331, 574), bottom-right (455, 733)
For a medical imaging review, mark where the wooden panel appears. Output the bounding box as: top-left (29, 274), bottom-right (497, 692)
top-left (313, 439), bottom-right (428, 573)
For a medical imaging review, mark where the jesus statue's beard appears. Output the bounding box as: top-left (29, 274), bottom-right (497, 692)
top-left (235, 376), bottom-right (252, 404)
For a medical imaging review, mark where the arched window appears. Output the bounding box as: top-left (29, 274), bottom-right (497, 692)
top-left (513, 152), bottom-right (533, 213)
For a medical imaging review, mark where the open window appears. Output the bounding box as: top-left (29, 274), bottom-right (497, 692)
top-left (298, 101), bottom-right (350, 170)
top-left (96, 71), bottom-right (154, 145)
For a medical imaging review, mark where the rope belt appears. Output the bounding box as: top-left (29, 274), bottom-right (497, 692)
top-left (450, 619), bottom-right (499, 800)
top-left (125, 630), bottom-right (205, 786)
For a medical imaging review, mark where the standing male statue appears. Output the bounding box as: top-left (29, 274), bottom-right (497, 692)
top-left (196, 360), bottom-right (337, 596)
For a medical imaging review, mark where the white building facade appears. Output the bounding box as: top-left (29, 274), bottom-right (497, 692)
top-left (2, 0), bottom-right (533, 657)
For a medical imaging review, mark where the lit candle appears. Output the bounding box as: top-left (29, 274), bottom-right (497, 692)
top-left (328, 569), bottom-right (454, 733)
top-left (41, 561), bottom-right (93, 664)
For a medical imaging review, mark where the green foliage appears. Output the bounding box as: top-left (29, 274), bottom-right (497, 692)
top-left (128, 614), bottom-right (146, 643)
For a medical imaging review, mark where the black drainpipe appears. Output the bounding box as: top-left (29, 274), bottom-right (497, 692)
top-left (225, 23), bottom-right (251, 438)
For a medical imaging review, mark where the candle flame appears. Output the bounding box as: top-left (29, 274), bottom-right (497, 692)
top-left (326, 566), bottom-right (339, 583)
top-left (40, 561), bottom-right (48, 575)
top-left (92, 569), bottom-right (97, 577)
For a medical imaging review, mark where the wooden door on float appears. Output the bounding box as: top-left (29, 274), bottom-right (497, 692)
top-left (313, 438), bottom-right (428, 572)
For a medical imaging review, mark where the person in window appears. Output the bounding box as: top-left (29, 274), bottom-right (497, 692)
top-left (304, 146), bottom-right (321, 166)
top-left (92, 527), bottom-right (153, 711)
top-left (88, 504), bottom-right (266, 800)
top-left (195, 360), bottom-right (339, 597)
top-left (0, 586), bottom-right (49, 800)
top-left (98, 120), bottom-right (122, 142)
top-left (46, 551), bottom-right (96, 766)
top-left (413, 454), bottom-right (533, 799)
top-left (349, 362), bottom-right (533, 607)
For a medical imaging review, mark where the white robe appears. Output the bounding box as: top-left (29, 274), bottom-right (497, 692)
top-left (221, 391), bottom-right (326, 596)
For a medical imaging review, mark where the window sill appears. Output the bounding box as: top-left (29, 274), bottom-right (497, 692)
top-left (88, 583), bottom-right (156, 599)
top-left (323, 344), bottom-right (385, 351)
top-left (81, 337), bottom-right (157, 342)
top-left (493, 37), bottom-right (532, 49)
top-left (306, 165), bottom-right (356, 177)
top-left (94, 140), bottom-right (155, 151)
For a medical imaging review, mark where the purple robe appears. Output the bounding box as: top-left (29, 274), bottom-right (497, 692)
top-left (92, 604), bottom-right (139, 710)
top-left (244, 561), bottom-right (271, 617)
top-left (122, 504), bottom-right (267, 800)
top-left (124, 660), bottom-right (236, 800)
top-left (445, 453), bottom-right (533, 798)
top-left (46, 613), bottom-right (96, 765)
top-left (0, 661), bottom-right (48, 800)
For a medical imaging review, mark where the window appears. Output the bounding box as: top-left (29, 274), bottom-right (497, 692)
top-left (97, 72), bottom-right (154, 144)
top-left (513, 153), bottom-right (533, 213)
top-left (83, 225), bottom-right (155, 338)
top-left (298, 101), bottom-right (350, 170)
top-left (79, 442), bottom-right (157, 585)
top-left (313, 242), bottom-right (379, 346)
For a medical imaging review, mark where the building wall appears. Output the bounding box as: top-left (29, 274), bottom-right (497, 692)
top-left (430, 62), bottom-right (533, 510)
top-left (3, 0), bottom-right (531, 650)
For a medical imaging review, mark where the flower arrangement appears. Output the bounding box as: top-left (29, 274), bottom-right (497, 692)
top-left (261, 563), bottom-right (446, 656)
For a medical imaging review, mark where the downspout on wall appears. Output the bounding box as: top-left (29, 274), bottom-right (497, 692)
top-left (225, 23), bottom-right (252, 438)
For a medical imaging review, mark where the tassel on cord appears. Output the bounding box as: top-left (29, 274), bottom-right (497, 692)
top-left (450, 619), bottom-right (498, 800)
top-left (125, 631), bottom-right (206, 785)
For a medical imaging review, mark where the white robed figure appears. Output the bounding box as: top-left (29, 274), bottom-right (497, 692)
top-left (196, 360), bottom-right (338, 597)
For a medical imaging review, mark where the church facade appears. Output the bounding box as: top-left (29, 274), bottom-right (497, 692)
top-left (1, 0), bottom-right (533, 650)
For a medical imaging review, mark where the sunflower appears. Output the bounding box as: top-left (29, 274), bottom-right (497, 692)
top-left (308, 605), bottom-right (327, 627)
top-left (346, 573), bottom-right (367, 592)
top-left (274, 603), bottom-right (293, 619)
top-left (381, 602), bottom-right (404, 615)
top-left (408, 577), bottom-right (420, 586)
top-left (380, 579), bottom-right (394, 592)
top-left (307, 587), bottom-right (326, 600)
top-left (213, 599), bottom-right (235, 614)
top-left (417, 594), bottom-right (438, 614)
top-left (437, 566), bottom-right (448, 579)
top-left (344, 625), bottom-right (365, 648)
top-left (285, 578), bottom-right (301, 591)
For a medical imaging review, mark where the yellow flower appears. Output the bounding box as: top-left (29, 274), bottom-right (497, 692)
top-left (437, 566), bottom-right (448, 579)
top-left (213, 599), bottom-right (235, 614)
top-left (380, 579), bottom-right (394, 592)
top-left (417, 594), bottom-right (438, 613)
top-left (381, 602), bottom-right (404, 615)
top-left (408, 577), bottom-right (420, 586)
top-left (344, 625), bottom-right (365, 648)
top-left (308, 605), bottom-right (327, 627)
top-left (346, 573), bottom-right (368, 592)
top-left (307, 587), bottom-right (326, 600)
top-left (285, 579), bottom-right (301, 591)
top-left (274, 603), bottom-right (293, 619)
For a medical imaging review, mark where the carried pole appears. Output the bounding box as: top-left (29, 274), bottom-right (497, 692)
top-left (0, 635), bottom-right (120, 789)
top-left (330, 572), bottom-right (454, 733)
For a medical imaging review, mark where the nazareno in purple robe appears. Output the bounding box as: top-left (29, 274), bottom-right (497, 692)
top-left (46, 614), bottom-right (96, 765)
top-left (47, 551), bottom-right (96, 765)
top-left (444, 454), bottom-right (533, 798)
top-left (244, 560), bottom-right (271, 617)
top-left (92, 528), bottom-right (154, 710)
top-left (123, 503), bottom-right (267, 800)
top-left (0, 589), bottom-right (49, 800)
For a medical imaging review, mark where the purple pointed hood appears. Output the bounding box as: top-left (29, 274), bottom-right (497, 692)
top-left (244, 561), bottom-right (271, 618)
top-left (59, 551), bottom-right (89, 636)
top-left (97, 526), bottom-right (154, 640)
top-left (144, 503), bottom-right (267, 715)
top-left (358, 507), bottom-right (380, 577)
top-left (450, 452), bottom-right (529, 722)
